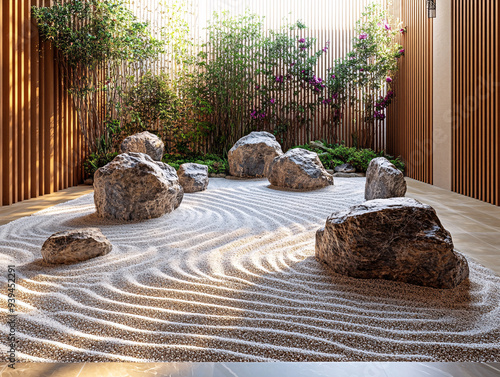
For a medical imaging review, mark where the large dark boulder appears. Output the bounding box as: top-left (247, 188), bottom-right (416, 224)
top-left (41, 228), bottom-right (112, 264)
top-left (178, 163), bottom-right (209, 193)
top-left (94, 152), bottom-right (183, 221)
top-left (365, 157), bottom-right (406, 200)
top-left (228, 131), bottom-right (283, 177)
top-left (267, 148), bottom-right (334, 190)
top-left (120, 131), bottom-right (165, 161)
top-left (315, 197), bottom-right (469, 289)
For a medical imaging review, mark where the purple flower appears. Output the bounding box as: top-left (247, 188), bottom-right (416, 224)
top-left (255, 85), bottom-right (260, 90)
top-left (359, 32), bottom-right (368, 40)
top-left (386, 77), bottom-right (392, 83)
top-left (384, 23), bottom-right (391, 30)
top-left (290, 62), bottom-right (296, 67)
top-left (331, 74), bottom-right (336, 79)
top-left (400, 28), bottom-right (405, 33)
top-left (399, 48), bottom-right (405, 55)
top-left (300, 47), bottom-right (306, 51)
top-left (261, 113), bottom-right (266, 118)
top-left (298, 38), bottom-right (305, 43)
top-left (360, 68), bottom-right (364, 72)
top-left (270, 98), bottom-right (275, 104)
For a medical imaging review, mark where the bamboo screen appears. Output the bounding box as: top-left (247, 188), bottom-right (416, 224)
top-left (452, 0), bottom-right (499, 206)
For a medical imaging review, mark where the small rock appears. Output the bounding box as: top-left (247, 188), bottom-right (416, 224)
top-left (178, 163), bottom-right (209, 193)
top-left (41, 228), bottom-right (112, 264)
top-left (334, 163), bottom-right (356, 173)
top-left (84, 178), bottom-right (94, 185)
top-left (365, 157), bottom-right (406, 200)
top-left (309, 140), bottom-right (332, 152)
top-left (315, 197), bottom-right (469, 289)
top-left (228, 131), bottom-right (283, 177)
top-left (94, 152), bottom-right (183, 221)
top-left (333, 172), bottom-right (365, 178)
top-left (120, 131), bottom-right (165, 161)
top-left (267, 148), bottom-right (334, 190)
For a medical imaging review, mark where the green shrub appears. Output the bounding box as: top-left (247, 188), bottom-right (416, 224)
top-left (291, 142), bottom-right (405, 172)
top-left (83, 152), bottom-right (119, 177)
top-left (162, 153), bottom-right (228, 175)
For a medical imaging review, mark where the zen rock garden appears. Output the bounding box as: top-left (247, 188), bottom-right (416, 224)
top-left (39, 130), bottom-right (470, 290)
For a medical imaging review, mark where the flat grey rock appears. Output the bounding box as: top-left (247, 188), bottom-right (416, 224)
top-left (334, 163), bottom-right (356, 173)
top-left (41, 228), bottom-right (112, 264)
top-left (333, 172), bottom-right (365, 178)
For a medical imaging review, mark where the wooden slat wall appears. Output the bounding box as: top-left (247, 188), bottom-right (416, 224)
top-left (0, 0), bottom-right (84, 207)
top-left (452, 0), bottom-right (499, 206)
top-left (386, 0), bottom-right (433, 184)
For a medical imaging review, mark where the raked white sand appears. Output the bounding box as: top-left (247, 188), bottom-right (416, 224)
top-left (0, 178), bottom-right (499, 362)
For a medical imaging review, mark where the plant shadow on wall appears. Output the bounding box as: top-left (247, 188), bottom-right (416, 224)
top-left (32, 1), bottom-right (405, 174)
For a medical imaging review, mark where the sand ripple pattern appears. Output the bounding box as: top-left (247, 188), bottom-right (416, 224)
top-left (0, 178), bottom-right (499, 362)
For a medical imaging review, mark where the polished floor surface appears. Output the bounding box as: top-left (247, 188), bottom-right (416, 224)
top-left (405, 178), bottom-right (500, 276)
top-left (0, 362), bottom-right (499, 377)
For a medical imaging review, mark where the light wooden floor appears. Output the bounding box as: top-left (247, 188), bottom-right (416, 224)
top-left (0, 179), bottom-right (499, 275)
top-left (0, 185), bottom-right (94, 226)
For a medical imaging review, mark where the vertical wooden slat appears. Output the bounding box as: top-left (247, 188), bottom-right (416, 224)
top-left (386, 0), bottom-right (433, 185)
top-left (451, 0), bottom-right (499, 206)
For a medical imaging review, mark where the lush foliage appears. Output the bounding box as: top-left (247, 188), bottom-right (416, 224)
top-left (32, 0), bottom-right (164, 154)
top-left (120, 71), bottom-right (182, 134)
top-left (252, 21), bottom-right (328, 145)
top-left (187, 11), bottom-right (264, 154)
top-left (34, 1), bottom-right (406, 174)
top-left (162, 154), bottom-right (229, 175)
top-left (323, 3), bottom-right (404, 148)
top-left (83, 151), bottom-right (119, 176)
top-left (292, 142), bottom-right (405, 173)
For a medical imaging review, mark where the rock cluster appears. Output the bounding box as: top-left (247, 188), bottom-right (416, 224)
top-left (94, 152), bottom-right (183, 221)
top-left (228, 131), bottom-right (283, 177)
top-left (315, 197), bottom-right (469, 289)
top-left (120, 131), bottom-right (165, 161)
top-left (267, 148), bottom-right (334, 190)
top-left (41, 228), bottom-right (112, 264)
top-left (178, 163), bottom-right (209, 193)
top-left (365, 157), bottom-right (406, 200)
